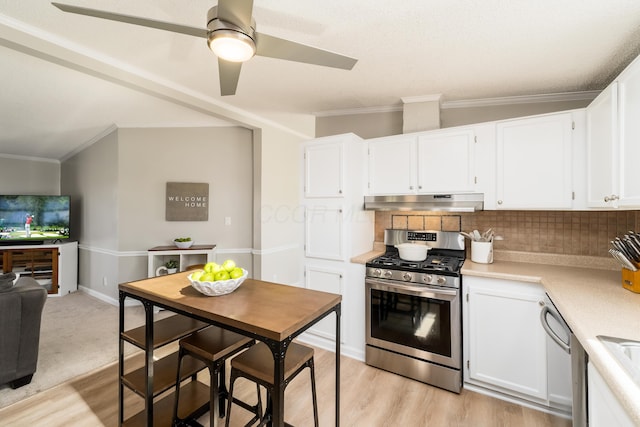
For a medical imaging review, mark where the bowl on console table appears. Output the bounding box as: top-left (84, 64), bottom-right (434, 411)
top-left (174, 239), bottom-right (193, 249)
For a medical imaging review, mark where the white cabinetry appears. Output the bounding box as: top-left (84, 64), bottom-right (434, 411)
top-left (586, 83), bottom-right (618, 207)
top-left (417, 129), bottom-right (475, 193)
top-left (463, 276), bottom-right (571, 413)
top-left (588, 362), bottom-right (635, 427)
top-left (367, 135), bottom-right (416, 195)
top-left (147, 245), bottom-right (216, 277)
top-left (587, 55), bottom-right (640, 209)
top-left (301, 134), bottom-right (373, 356)
top-left (496, 112), bottom-right (574, 209)
top-left (367, 128), bottom-right (476, 195)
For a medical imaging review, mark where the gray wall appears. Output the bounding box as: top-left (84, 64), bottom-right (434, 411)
top-left (315, 99), bottom-right (592, 139)
top-left (0, 156), bottom-right (60, 195)
top-left (60, 126), bottom-right (254, 301)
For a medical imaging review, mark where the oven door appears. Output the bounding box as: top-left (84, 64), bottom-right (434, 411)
top-left (366, 278), bottom-right (461, 369)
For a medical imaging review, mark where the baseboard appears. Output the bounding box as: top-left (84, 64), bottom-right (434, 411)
top-left (462, 383), bottom-right (572, 419)
top-left (296, 332), bottom-right (365, 362)
top-left (78, 285), bottom-right (140, 307)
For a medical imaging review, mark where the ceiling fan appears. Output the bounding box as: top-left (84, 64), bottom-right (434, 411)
top-left (51, 1), bottom-right (357, 96)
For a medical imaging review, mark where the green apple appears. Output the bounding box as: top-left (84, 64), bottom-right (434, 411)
top-left (200, 272), bottom-right (216, 282)
top-left (190, 271), bottom-right (204, 281)
top-left (203, 262), bottom-right (218, 273)
top-left (214, 270), bottom-right (231, 281)
top-left (229, 267), bottom-right (244, 279)
top-left (222, 259), bottom-right (236, 272)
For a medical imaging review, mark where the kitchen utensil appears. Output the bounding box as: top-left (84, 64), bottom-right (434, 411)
top-left (482, 228), bottom-right (493, 241)
top-left (623, 235), bottom-right (640, 262)
top-left (613, 239), bottom-right (635, 262)
top-left (609, 249), bottom-right (638, 271)
top-left (459, 231), bottom-right (475, 240)
top-left (473, 230), bottom-right (482, 241)
top-left (395, 243), bottom-right (431, 261)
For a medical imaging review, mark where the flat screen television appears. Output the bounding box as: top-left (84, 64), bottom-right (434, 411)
top-left (0, 195), bottom-right (70, 244)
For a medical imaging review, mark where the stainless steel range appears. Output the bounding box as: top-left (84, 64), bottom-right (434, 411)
top-left (365, 229), bottom-right (465, 393)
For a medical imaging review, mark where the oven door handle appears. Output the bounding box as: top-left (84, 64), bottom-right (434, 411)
top-left (366, 278), bottom-right (458, 298)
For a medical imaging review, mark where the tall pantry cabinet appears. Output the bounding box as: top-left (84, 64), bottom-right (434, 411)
top-left (301, 133), bottom-right (374, 357)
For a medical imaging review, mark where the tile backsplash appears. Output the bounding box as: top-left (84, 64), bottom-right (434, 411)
top-left (375, 210), bottom-right (640, 258)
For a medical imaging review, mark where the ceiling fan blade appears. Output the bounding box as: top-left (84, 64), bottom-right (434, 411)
top-left (255, 32), bottom-right (357, 70)
top-left (51, 2), bottom-right (208, 38)
top-left (218, 59), bottom-right (243, 96)
top-left (217, 0), bottom-right (254, 30)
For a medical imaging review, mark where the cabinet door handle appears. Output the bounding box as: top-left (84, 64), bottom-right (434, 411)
top-left (409, 186), bottom-right (414, 190)
top-left (497, 200), bottom-right (503, 205)
top-left (604, 194), bottom-right (619, 202)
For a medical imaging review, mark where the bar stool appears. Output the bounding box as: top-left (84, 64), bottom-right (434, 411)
top-left (224, 341), bottom-right (319, 427)
top-left (172, 326), bottom-right (261, 427)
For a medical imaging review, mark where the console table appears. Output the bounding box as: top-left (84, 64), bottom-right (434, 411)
top-left (118, 271), bottom-right (341, 427)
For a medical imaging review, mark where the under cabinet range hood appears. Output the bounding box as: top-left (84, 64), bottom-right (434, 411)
top-left (364, 193), bottom-right (484, 212)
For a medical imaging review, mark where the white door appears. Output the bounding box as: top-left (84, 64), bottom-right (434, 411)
top-left (496, 113), bottom-right (573, 209)
top-left (368, 135), bottom-right (417, 195)
top-left (304, 206), bottom-right (344, 260)
top-left (417, 129), bottom-right (475, 193)
top-left (304, 141), bottom-right (344, 198)
top-left (305, 265), bottom-right (344, 342)
top-left (586, 83), bottom-right (618, 207)
top-left (466, 277), bottom-right (547, 400)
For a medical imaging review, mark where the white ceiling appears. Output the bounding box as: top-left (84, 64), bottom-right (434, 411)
top-left (2, 0), bottom-right (640, 160)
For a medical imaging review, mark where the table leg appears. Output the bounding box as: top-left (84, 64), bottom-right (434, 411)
top-left (335, 304), bottom-right (341, 427)
top-left (143, 300), bottom-right (155, 427)
top-left (268, 339), bottom-right (288, 427)
top-left (118, 292), bottom-right (125, 427)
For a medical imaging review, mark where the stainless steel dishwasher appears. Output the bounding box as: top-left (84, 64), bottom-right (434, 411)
top-left (540, 293), bottom-right (588, 427)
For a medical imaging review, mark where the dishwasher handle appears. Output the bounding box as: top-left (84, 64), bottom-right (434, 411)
top-left (540, 304), bottom-right (571, 354)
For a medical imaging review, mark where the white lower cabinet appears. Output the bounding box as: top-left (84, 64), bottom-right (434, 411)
top-left (304, 264), bottom-right (345, 342)
top-left (463, 276), bottom-right (571, 412)
top-left (588, 362), bottom-right (635, 427)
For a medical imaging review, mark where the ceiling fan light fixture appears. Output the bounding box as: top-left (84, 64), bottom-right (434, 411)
top-left (208, 29), bottom-right (256, 62)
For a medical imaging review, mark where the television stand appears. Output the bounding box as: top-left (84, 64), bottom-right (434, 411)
top-left (0, 242), bottom-right (78, 296)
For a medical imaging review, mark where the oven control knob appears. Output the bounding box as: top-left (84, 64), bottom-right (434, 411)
top-left (374, 268), bottom-right (382, 277)
top-left (436, 276), bottom-right (447, 285)
top-left (384, 270), bottom-right (393, 279)
top-left (424, 275), bottom-right (433, 284)
top-left (402, 272), bottom-right (412, 282)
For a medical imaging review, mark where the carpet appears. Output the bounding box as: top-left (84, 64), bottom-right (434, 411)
top-left (0, 291), bottom-right (166, 408)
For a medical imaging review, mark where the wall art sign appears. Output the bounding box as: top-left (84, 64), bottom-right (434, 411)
top-left (165, 182), bottom-right (209, 221)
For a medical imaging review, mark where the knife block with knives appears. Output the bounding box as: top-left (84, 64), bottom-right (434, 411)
top-left (622, 268), bottom-right (640, 293)
top-left (609, 231), bottom-right (640, 293)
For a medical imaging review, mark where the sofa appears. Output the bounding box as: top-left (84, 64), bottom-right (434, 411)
top-left (0, 274), bottom-right (47, 389)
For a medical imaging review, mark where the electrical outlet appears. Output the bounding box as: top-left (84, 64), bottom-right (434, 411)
top-left (224, 217), bottom-right (231, 226)
top-left (102, 276), bottom-right (108, 286)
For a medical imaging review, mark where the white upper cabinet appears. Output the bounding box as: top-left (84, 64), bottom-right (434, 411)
top-left (367, 128), bottom-right (476, 195)
top-left (367, 135), bottom-right (417, 195)
top-left (304, 139), bottom-right (344, 198)
top-left (616, 59), bottom-right (640, 207)
top-left (417, 129), bottom-right (475, 193)
top-left (496, 112), bottom-right (574, 209)
top-left (587, 55), bottom-right (640, 209)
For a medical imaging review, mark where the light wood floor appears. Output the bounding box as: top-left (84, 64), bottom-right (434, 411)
top-left (0, 345), bottom-right (571, 427)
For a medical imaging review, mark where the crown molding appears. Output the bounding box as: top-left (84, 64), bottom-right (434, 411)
top-left (0, 153), bottom-right (60, 164)
top-left (440, 90), bottom-right (601, 109)
top-left (314, 91), bottom-right (601, 117)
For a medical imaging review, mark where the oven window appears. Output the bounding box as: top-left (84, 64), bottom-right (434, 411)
top-left (370, 288), bottom-right (452, 357)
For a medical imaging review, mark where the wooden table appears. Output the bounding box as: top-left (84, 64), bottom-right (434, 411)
top-left (118, 271), bottom-right (341, 427)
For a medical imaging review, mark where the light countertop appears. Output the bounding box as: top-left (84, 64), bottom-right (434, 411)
top-left (461, 259), bottom-right (640, 424)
